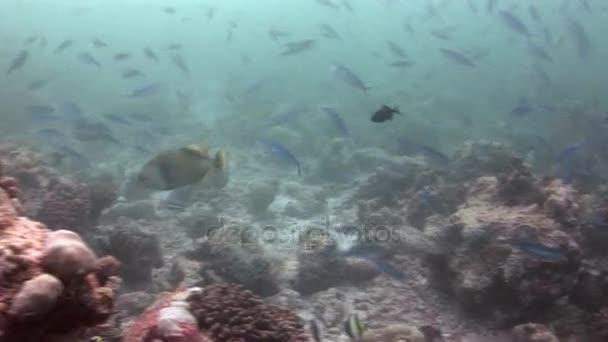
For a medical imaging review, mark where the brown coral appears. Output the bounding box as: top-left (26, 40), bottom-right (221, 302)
top-left (189, 283), bottom-right (310, 342)
top-left (35, 179), bottom-right (92, 232)
top-left (0, 180), bottom-right (119, 341)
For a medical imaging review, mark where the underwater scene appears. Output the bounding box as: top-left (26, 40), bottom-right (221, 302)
top-left (1, 0), bottom-right (608, 341)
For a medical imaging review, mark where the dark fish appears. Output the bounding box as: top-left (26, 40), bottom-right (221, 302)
top-left (321, 106), bottom-right (349, 137)
top-left (53, 144), bottom-right (90, 166)
top-left (122, 68), bottom-right (145, 78)
top-left (37, 128), bottom-right (63, 140)
top-left (27, 78), bottom-right (50, 91)
top-left (309, 320), bottom-right (322, 342)
top-left (205, 6), bottom-right (216, 21)
top-left (388, 60), bottom-right (413, 68)
top-left (579, 0), bottom-right (592, 14)
top-left (256, 138), bottom-right (301, 176)
top-left (321, 24), bottom-right (341, 40)
top-left (510, 98), bottom-right (552, 116)
top-left (162, 6), bottom-right (176, 14)
top-left (341, 0), bottom-right (354, 12)
top-left (90, 39), bottom-right (108, 47)
top-left (62, 100), bottom-right (84, 119)
top-left (371, 105), bottom-right (400, 123)
top-left (244, 80), bottom-right (266, 94)
top-left (267, 108), bottom-right (307, 127)
top-left (416, 144), bottom-right (450, 166)
top-left (54, 39), bottom-right (73, 53)
top-left (429, 28), bottom-right (453, 41)
top-left (510, 239), bottom-right (565, 262)
top-left (556, 141), bottom-right (585, 163)
top-left (113, 52), bottom-right (131, 61)
top-left (138, 144), bottom-right (226, 191)
top-left (6, 50), bottom-right (28, 75)
top-left (331, 63), bottom-right (370, 93)
top-left (26, 105), bottom-right (56, 120)
top-left (165, 43), bottom-right (182, 50)
top-left (369, 259), bottom-right (406, 280)
top-left (568, 18), bottom-right (592, 59)
top-left (499, 10), bottom-right (530, 38)
top-left (268, 28), bottom-right (291, 43)
top-left (126, 83), bottom-right (164, 98)
top-left (528, 5), bottom-right (542, 23)
top-left (386, 40), bottom-right (408, 59)
top-left (226, 21), bottom-right (237, 45)
top-left (171, 54), bottom-right (190, 76)
top-left (316, 0), bottom-right (340, 10)
top-left (77, 52), bottom-right (101, 67)
top-left (143, 47), bottom-right (159, 62)
top-left (279, 39), bottom-right (316, 56)
top-left (344, 314), bottom-right (365, 340)
top-left (25, 35), bottom-right (38, 44)
top-left (527, 42), bottom-right (553, 62)
top-left (439, 48), bottom-right (476, 67)
top-left (403, 20), bottom-right (416, 37)
top-left (102, 113), bottom-right (131, 125)
top-left (486, 0), bottom-right (498, 13)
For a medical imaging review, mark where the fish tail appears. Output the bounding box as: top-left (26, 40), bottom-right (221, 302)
top-left (213, 150), bottom-right (228, 172)
top-left (363, 86), bottom-right (371, 94)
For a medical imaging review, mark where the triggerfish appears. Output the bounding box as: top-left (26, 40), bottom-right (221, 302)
top-left (138, 144), bottom-right (227, 191)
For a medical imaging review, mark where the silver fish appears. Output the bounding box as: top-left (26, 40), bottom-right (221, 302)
top-left (77, 52), bottom-right (101, 67)
top-left (330, 63), bottom-right (370, 93)
top-left (126, 82), bottom-right (164, 98)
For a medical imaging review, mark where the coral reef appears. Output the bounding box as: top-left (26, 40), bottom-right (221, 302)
top-left (187, 239), bottom-right (280, 297)
top-left (0, 145), bottom-right (116, 233)
top-left (511, 323), bottom-right (559, 342)
top-left (0, 178), bottom-right (119, 341)
top-left (103, 221), bottom-right (164, 284)
top-left (293, 244), bottom-right (382, 295)
top-left (188, 283), bottom-right (309, 341)
top-left (426, 176), bottom-right (582, 323)
top-left (124, 284), bottom-right (309, 342)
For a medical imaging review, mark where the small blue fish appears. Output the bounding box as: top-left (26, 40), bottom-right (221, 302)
top-left (102, 113), bottom-right (131, 125)
top-left (6, 50), bottom-right (28, 75)
top-left (510, 239), bottom-right (565, 262)
top-left (267, 108), bottom-right (307, 127)
top-left (369, 258), bottom-right (406, 280)
top-left (27, 78), bottom-right (50, 91)
top-left (330, 63), bottom-right (370, 94)
top-left (26, 105), bottom-right (56, 120)
top-left (499, 10), bottom-right (530, 38)
top-left (320, 106), bottom-right (349, 137)
top-left (122, 68), bottom-right (144, 78)
top-left (439, 48), bottom-right (476, 67)
top-left (126, 82), bottom-right (163, 98)
top-left (555, 141), bottom-right (585, 163)
top-left (416, 144), bottom-right (450, 166)
top-left (77, 52), bottom-right (101, 67)
top-left (244, 80), bottom-right (266, 94)
top-left (53, 144), bottom-right (90, 167)
top-left (256, 137), bottom-right (301, 176)
top-left (62, 100), bottom-right (84, 119)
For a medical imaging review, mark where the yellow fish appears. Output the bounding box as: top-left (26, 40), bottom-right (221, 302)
top-left (138, 144), bottom-right (226, 191)
top-left (90, 336), bottom-right (105, 342)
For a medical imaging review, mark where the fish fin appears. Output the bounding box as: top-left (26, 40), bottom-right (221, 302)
top-left (213, 149), bottom-right (228, 172)
top-left (180, 144), bottom-right (210, 159)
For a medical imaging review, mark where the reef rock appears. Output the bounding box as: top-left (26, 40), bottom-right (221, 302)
top-left (0, 174), bottom-right (119, 341)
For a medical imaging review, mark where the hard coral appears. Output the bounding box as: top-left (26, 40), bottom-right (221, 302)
top-left (35, 179), bottom-right (92, 232)
top-left (189, 283), bottom-right (309, 342)
top-left (106, 222), bottom-right (163, 284)
top-left (426, 176), bottom-right (581, 324)
top-left (0, 180), bottom-right (119, 341)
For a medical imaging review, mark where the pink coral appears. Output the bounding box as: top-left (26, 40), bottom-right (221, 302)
top-left (0, 179), bottom-right (119, 341)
